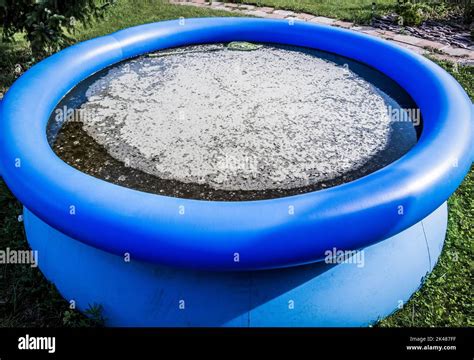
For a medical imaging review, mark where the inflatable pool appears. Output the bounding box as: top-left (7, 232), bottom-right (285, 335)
top-left (0, 18), bottom-right (472, 326)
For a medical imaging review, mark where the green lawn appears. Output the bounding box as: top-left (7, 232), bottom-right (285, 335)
top-left (378, 173), bottom-right (473, 327)
top-left (0, 0), bottom-right (472, 327)
top-left (73, 0), bottom-right (244, 41)
top-left (229, 0), bottom-right (398, 23)
top-left (378, 61), bottom-right (474, 327)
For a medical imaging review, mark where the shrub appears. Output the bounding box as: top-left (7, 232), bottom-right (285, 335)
top-left (0, 0), bottom-right (114, 58)
top-left (395, 1), bottom-right (450, 26)
top-left (445, 0), bottom-right (473, 23)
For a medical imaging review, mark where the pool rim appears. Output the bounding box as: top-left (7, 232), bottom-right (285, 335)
top-left (0, 18), bottom-right (472, 271)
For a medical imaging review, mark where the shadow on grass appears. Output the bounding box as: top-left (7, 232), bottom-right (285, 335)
top-left (0, 179), bottom-right (102, 327)
top-left (0, 40), bottom-right (32, 95)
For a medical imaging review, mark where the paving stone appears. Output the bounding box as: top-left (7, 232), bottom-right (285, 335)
top-left (259, 6), bottom-right (275, 13)
top-left (238, 4), bottom-right (255, 10)
top-left (372, 29), bottom-right (389, 36)
top-left (310, 16), bottom-right (336, 25)
top-left (273, 9), bottom-right (295, 17)
top-left (209, 5), bottom-right (232, 11)
top-left (441, 47), bottom-right (471, 57)
top-left (269, 13), bottom-right (287, 19)
top-left (360, 29), bottom-right (382, 37)
top-left (355, 26), bottom-right (375, 32)
top-left (417, 39), bottom-right (448, 51)
top-left (296, 13), bottom-right (316, 21)
top-left (182, 2), bottom-right (204, 7)
top-left (334, 20), bottom-right (353, 29)
top-left (244, 10), bottom-right (269, 17)
top-left (396, 43), bottom-right (427, 55)
top-left (392, 34), bottom-right (422, 46)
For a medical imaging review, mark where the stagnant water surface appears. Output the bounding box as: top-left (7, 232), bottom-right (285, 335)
top-left (48, 44), bottom-right (420, 201)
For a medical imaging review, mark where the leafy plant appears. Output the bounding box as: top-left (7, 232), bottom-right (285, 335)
top-left (395, 1), bottom-right (450, 26)
top-left (0, 0), bottom-right (114, 58)
top-left (446, 0), bottom-right (473, 23)
top-left (397, 3), bottom-right (423, 26)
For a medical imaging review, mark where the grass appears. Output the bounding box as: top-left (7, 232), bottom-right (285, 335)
top-left (0, 0), bottom-right (472, 327)
top-left (73, 0), bottom-right (243, 41)
top-left (378, 171), bottom-right (473, 327)
top-left (228, 0), bottom-right (399, 23)
top-left (378, 60), bottom-right (473, 327)
top-left (0, 181), bottom-right (108, 326)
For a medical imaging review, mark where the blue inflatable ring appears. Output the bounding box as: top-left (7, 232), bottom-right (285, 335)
top-left (0, 18), bottom-right (472, 271)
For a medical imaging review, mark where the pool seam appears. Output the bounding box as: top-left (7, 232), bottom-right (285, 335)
top-left (420, 220), bottom-right (432, 270)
